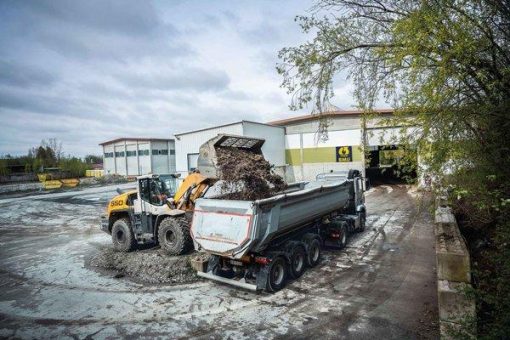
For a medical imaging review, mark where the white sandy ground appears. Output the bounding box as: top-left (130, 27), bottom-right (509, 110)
top-left (0, 183), bottom-right (438, 339)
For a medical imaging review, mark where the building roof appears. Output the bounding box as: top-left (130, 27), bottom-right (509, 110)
top-left (268, 108), bottom-right (394, 126)
top-left (174, 120), bottom-right (284, 137)
top-left (99, 137), bottom-right (174, 146)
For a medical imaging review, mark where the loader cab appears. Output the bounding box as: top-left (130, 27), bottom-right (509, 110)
top-left (132, 174), bottom-right (179, 241)
top-left (138, 175), bottom-right (177, 206)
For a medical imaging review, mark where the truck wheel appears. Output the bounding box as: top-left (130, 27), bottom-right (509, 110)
top-left (336, 224), bottom-right (348, 249)
top-left (111, 218), bottom-right (136, 252)
top-left (357, 211), bottom-right (366, 232)
top-left (266, 256), bottom-right (287, 292)
top-left (305, 238), bottom-right (322, 267)
top-left (288, 244), bottom-right (306, 279)
top-left (158, 217), bottom-right (193, 255)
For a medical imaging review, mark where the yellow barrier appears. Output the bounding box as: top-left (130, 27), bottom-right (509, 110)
top-left (42, 180), bottom-right (63, 190)
top-left (61, 178), bottom-right (79, 187)
top-left (37, 174), bottom-right (49, 182)
top-left (85, 170), bottom-right (104, 177)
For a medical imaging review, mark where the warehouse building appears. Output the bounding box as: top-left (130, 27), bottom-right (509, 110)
top-left (100, 138), bottom-right (176, 176)
top-left (174, 121), bottom-right (285, 177)
top-left (269, 109), bottom-right (414, 182)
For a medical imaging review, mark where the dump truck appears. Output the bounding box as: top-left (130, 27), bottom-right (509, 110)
top-left (100, 134), bottom-right (266, 255)
top-left (190, 170), bottom-right (366, 292)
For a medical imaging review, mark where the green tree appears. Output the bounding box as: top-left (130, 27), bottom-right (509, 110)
top-left (84, 154), bottom-right (102, 164)
top-left (59, 157), bottom-right (90, 177)
top-left (278, 1), bottom-right (510, 337)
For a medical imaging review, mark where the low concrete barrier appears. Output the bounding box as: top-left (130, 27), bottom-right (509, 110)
top-left (435, 199), bottom-right (476, 338)
top-left (0, 182), bottom-right (43, 194)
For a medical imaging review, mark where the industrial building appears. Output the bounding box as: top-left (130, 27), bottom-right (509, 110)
top-left (99, 109), bottom-right (414, 183)
top-left (270, 108), bottom-right (412, 182)
top-left (100, 138), bottom-right (175, 176)
top-left (174, 121), bottom-right (285, 177)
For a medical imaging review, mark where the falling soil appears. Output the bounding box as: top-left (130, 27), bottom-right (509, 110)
top-left (88, 247), bottom-right (199, 285)
top-left (216, 147), bottom-right (286, 200)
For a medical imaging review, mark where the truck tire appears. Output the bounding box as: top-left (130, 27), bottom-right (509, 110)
top-left (158, 217), bottom-right (193, 255)
top-left (288, 244), bottom-right (306, 279)
top-left (357, 210), bottom-right (366, 232)
top-left (336, 223), bottom-right (348, 249)
top-left (304, 237), bottom-right (322, 267)
top-left (111, 218), bottom-right (136, 252)
top-left (347, 169), bottom-right (360, 179)
top-left (266, 256), bottom-right (287, 292)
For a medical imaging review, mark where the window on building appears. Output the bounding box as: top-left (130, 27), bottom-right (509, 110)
top-left (126, 151), bottom-right (136, 157)
top-left (159, 149), bottom-right (168, 155)
top-left (187, 153), bottom-right (199, 172)
top-left (169, 150), bottom-right (175, 155)
top-left (152, 149), bottom-right (159, 155)
top-left (103, 152), bottom-right (113, 158)
top-left (115, 151), bottom-right (125, 157)
top-left (139, 149), bottom-right (149, 156)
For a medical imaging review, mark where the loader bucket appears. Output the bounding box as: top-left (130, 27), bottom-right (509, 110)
top-left (197, 134), bottom-right (265, 179)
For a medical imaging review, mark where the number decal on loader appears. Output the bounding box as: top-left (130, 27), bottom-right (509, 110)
top-left (110, 200), bottom-right (124, 207)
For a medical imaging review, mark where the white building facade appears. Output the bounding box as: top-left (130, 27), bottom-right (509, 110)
top-left (270, 109), bottom-right (414, 182)
top-left (100, 138), bottom-right (176, 176)
top-left (174, 121), bottom-right (285, 177)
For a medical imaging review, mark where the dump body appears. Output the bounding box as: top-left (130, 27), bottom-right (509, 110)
top-left (191, 179), bottom-right (351, 259)
top-left (197, 134), bottom-right (265, 179)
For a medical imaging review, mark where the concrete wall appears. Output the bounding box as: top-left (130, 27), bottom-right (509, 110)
top-left (435, 198), bottom-right (475, 337)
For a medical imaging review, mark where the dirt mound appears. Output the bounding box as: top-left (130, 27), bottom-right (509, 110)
top-left (88, 248), bottom-right (198, 284)
top-left (216, 147), bottom-right (286, 200)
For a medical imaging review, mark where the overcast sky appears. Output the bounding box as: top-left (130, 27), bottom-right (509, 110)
top-left (0, 0), bottom-right (360, 157)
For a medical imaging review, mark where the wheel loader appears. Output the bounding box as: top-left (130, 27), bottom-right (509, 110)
top-left (100, 134), bottom-right (265, 255)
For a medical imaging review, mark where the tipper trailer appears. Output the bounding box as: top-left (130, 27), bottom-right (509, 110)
top-left (190, 170), bottom-right (367, 292)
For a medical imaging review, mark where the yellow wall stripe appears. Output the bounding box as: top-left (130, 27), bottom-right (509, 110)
top-left (285, 146), bottom-right (362, 165)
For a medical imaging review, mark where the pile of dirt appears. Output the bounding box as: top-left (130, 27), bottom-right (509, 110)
top-left (88, 248), bottom-right (198, 284)
top-left (216, 147), bottom-right (286, 200)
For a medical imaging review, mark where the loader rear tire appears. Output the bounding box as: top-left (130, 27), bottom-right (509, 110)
top-left (112, 218), bottom-right (136, 252)
top-left (158, 217), bottom-right (192, 255)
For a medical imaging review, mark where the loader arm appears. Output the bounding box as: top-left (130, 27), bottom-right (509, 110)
top-left (173, 172), bottom-right (212, 211)
top-left (174, 134), bottom-right (266, 211)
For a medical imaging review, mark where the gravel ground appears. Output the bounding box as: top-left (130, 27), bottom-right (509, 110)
top-left (0, 183), bottom-right (439, 339)
top-left (87, 248), bottom-right (198, 284)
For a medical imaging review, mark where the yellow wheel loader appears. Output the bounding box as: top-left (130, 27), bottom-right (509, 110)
top-left (100, 134), bottom-right (265, 255)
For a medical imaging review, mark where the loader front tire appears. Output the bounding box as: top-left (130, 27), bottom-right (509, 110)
top-left (158, 217), bottom-right (192, 255)
top-left (112, 218), bottom-right (136, 252)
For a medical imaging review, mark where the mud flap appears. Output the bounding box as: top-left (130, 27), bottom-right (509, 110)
top-left (207, 255), bottom-right (221, 273)
top-left (256, 266), bottom-right (270, 291)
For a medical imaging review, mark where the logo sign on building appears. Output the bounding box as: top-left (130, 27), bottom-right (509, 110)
top-left (336, 146), bottom-right (352, 162)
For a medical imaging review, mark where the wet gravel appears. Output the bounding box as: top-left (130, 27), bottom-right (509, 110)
top-left (88, 247), bottom-right (199, 284)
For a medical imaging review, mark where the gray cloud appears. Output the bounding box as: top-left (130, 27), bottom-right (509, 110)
top-left (116, 67), bottom-right (230, 92)
top-left (0, 60), bottom-right (56, 88)
top-left (0, 0), bottom-right (319, 157)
